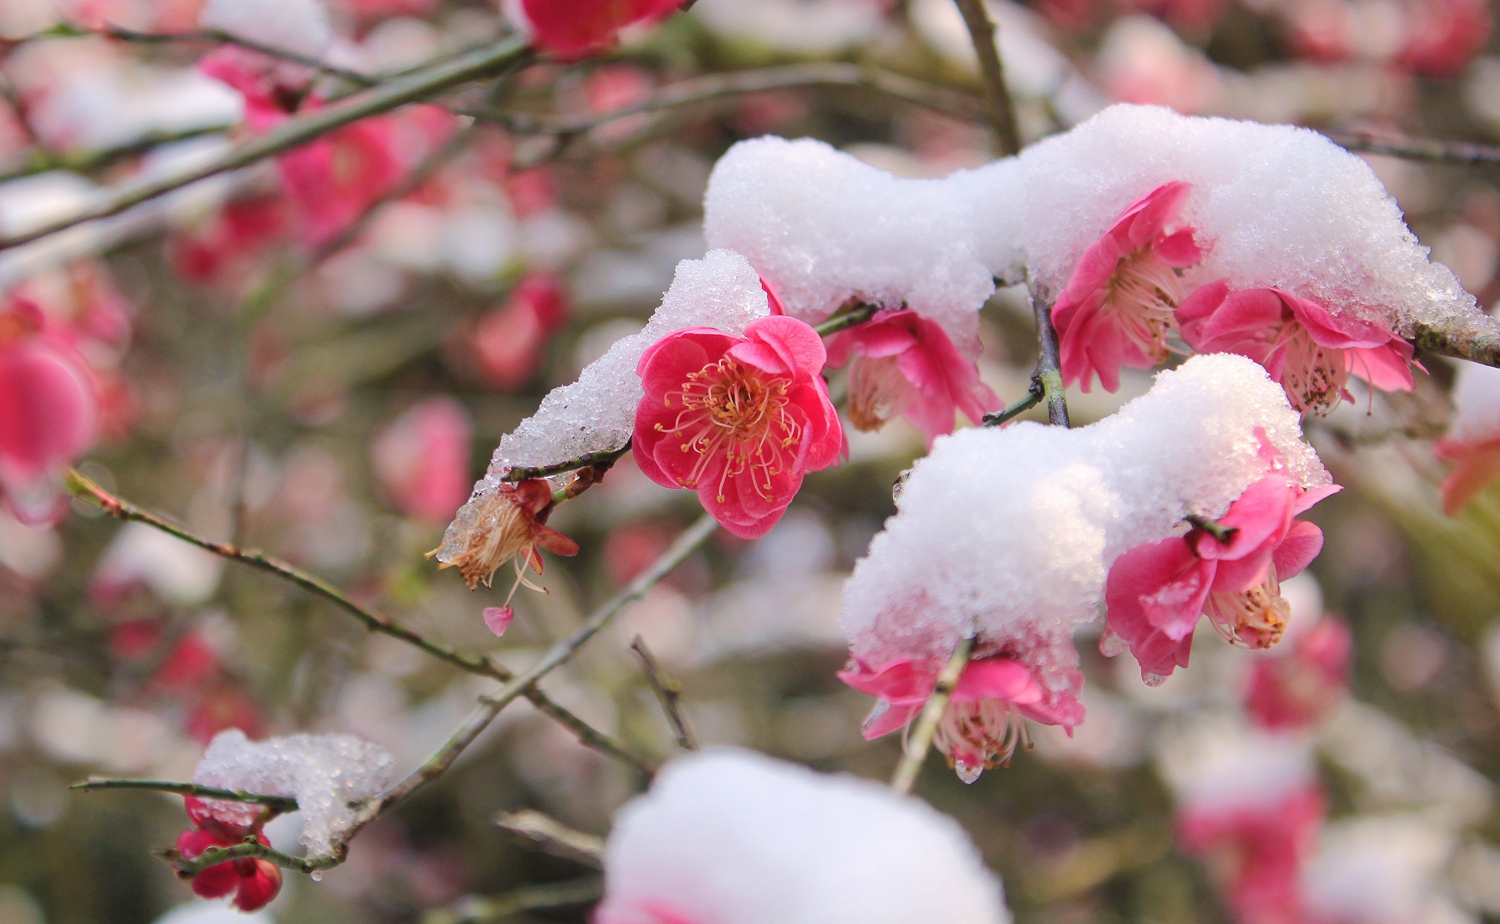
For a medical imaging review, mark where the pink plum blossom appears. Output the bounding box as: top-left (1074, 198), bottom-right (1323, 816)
top-left (371, 397), bottom-right (473, 525)
top-left (518, 0), bottom-right (686, 61)
top-left (1051, 181), bottom-right (1205, 393)
top-left (0, 303), bottom-right (100, 523)
top-left (1399, 0), bottom-right (1491, 79)
top-left (838, 654), bottom-right (1085, 783)
top-left (1177, 282), bottom-right (1417, 416)
top-left (1177, 786), bottom-right (1325, 924)
top-left (471, 273), bottom-right (571, 390)
top-left (633, 317), bottom-right (843, 540)
top-left (428, 478), bottom-right (579, 592)
top-left (1435, 434), bottom-right (1500, 515)
top-left (1102, 439), bottom-right (1339, 684)
top-left (176, 796), bottom-right (283, 912)
top-left (825, 309), bottom-right (999, 445)
top-left (1244, 616), bottom-right (1352, 731)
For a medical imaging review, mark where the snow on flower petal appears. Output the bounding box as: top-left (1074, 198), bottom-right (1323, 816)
top-left (596, 749), bottom-right (1012, 924)
top-left (633, 315), bottom-right (842, 539)
top-left (1051, 180), bottom-right (1203, 393)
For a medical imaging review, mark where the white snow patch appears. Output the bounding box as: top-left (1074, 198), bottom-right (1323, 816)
top-left (199, 0), bottom-right (334, 58)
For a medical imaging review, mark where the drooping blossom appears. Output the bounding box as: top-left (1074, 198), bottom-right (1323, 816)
top-left (1177, 785), bottom-right (1325, 924)
top-left (175, 796), bottom-right (283, 912)
top-left (596, 749), bottom-right (1011, 924)
top-left (1435, 359), bottom-right (1500, 515)
top-left (517, 0), bottom-right (686, 60)
top-left (633, 316), bottom-right (843, 540)
top-left (0, 301), bottom-right (99, 523)
top-left (1051, 181), bottom-right (1205, 393)
top-left (471, 273), bottom-right (571, 390)
top-left (1103, 437), bottom-right (1339, 684)
top-left (1178, 281), bottom-right (1418, 416)
top-left (1244, 616), bottom-right (1352, 730)
top-left (427, 478), bottom-right (578, 592)
top-left (824, 309), bottom-right (999, 445)
top-left (371, 397), bottom-right (473, 525)
top-left (839, 654), bottom-right (1084, 783)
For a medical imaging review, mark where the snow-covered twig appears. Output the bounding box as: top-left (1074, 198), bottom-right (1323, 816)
top-left (64, 468), bottom-right (653, 775)
top-left (952, 0), bottom-right (1022, 156)
top-left (890, 634), bottom-right (974, 796)
top-left (630, 635), bottom-right (699, 752)
top-left (70, 778), bottom-right (298, 815)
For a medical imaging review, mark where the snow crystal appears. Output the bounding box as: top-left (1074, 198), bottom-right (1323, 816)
top-left (1444, 358), bottom-right (1500, 445)
top-left (703, 136), bottom-right (1025, 355)
top-left (839, 353), bottom-right (1328, 665)
top-left (1302, 815), bottom-right (1458, 924)
top-left (1155, 719), bottom-right (1316, 815)
top-left (1020, 104), bottom-right (1490, 338)
top-left (199, 0), bottom-right (334, 58)
top-left (600, 749), bottom-right (1011, 924)
top-left (192, 729), bottom-right (394, 857)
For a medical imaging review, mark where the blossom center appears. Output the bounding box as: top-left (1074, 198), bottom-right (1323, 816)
top-left (847, 355), bottom-right (917, 432)
top-left (933, 699), bottom-right (1030, 784)
top-left (1277, 324), bottom-right (1350, 415)
top-left (1205, 565), bottom-right (1290, 650)
top-left (1104, 248), bottom-right (1185, 363)
top-left (656, 356), bottom-right (802, 502)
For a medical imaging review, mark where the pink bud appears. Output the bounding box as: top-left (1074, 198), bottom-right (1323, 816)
top-left (483, 606), bottom-right (515, 637)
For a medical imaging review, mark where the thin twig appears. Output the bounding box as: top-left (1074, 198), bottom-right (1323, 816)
top-left (473, 63), bottom-right (985, 135)
top-left (365, 514), bottom-right (717, 814)
top-left (71, 778), bottom-right (297, 814)
top-left (1184, 515), bottom-right (1237, 544)
top-left (0, 125), bottom-right (234, 184)
top-left (1031, 290), bottom-right (1070, 426)
top-left (983, 378), bottom-right (1044, 426)
top-left (890, 634), bottom-right (974, 796)
top-left (1325, 130), bottom-right (1500, 167)
top-left (64, 468), bottom-right (652, 775)
top-left (0, 36), bottom-right (530, 251)
top-left (429, 877), bottom-right (603, 924)
top-left (952, 0), bottom-right (1022, 155)
top-left (1412, 320), bottom-right (1500, 368)
top-left (96, 25), bottom-right (378, 87)
top-left (494, 810), bottom-right (606, 868)
top-left (166, 838), bottom-right (345, 876)
top-left (812, 301), bottom-right (882, 336)
top-left (630, 635), bottom-right (698, 751)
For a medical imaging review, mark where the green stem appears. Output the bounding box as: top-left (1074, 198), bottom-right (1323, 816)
top-left (983, 380), bottom-right (1044, 426)
top-left (889, 634), bottom-right (974, 796)
top-left (169, 839), bottom-right (344, 876)
top-left (71, 778), bottom-right (297, 814)
top-left (1185, 515), bottom-right (1238, 545)
top-left (812, 303), bottom-right (881, 337)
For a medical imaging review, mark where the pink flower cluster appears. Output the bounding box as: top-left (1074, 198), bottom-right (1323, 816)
top-left (175, 796), bottom-right (282, 912)
top-left (1050, 182), bottom-right (1418, 416)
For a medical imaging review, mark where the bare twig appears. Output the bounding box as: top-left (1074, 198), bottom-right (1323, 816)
top-left (1032, 291), bottom-right (1071, 426)
top-left (494, 810), bottom-right (606, 868)
top-left (365, 514), bottom-right (717, 814)
top-left (0, 36), bottom-right (530, 251)
top-left (952, 0), bottom-right (1022, 155)
top-left (428, 877), bottom-right (603, 924)
top-left (983, 378), bottom-right (1044, 426)
top-left (0, 126), bottom-right (234, 184)
top-left (166, 839), bottom-right (345, 876)
top-left (503, 445), bottom-right (635, 483)
top-left (71, 778), bottom-right (297, 814)
top-left (64, 468), bottom-right (651, 775)
top-left (96, 24), bottom-right (378, 87)
top-left (890, 634), bottom-right (974, 796)
top-left (1412, 320), bottom-right (1500, 368)
top-left (630, 635), bottom-right (698, 751)
top-left (1325, 130), bottom-right (1500, 167)
top-left (476, 63), bottom-right (985, 135)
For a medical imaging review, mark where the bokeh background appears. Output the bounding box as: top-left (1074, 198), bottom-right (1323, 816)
top-left (4, 0), bottom-right (1500, 922)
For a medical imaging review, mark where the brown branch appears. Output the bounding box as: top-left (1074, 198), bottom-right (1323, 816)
top-left (494, 811), bottom-right (606, 868)
top-left (427, 877), bottom-right (603, 924)
top-left (1031, 289), bottom-right (1071, 426)
top-left (630, 635), bottom-right (698, 751)
top-left (1325, 130), bottom-right (1500, 167)
top-left (0, 36), bottom-right (530, 252)
top-left (952, 0), bottom-right (1022, 155)
top-left (64, 468), bottom-right (652, 776)
top-left (1412, 320), bottom-right (1500, 368)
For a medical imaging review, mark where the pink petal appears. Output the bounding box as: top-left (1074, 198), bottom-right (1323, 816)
top-left (483, 606), bottom-right (515, 637)
top-left (1271, 520), bottom-right (1324, 579)
top-left (1176, 279), bottom-right (1230, 351)
top-left (1348, 343), bottom-right (1416, 392)
top-left (954, 658), bottom-right (1041, 706)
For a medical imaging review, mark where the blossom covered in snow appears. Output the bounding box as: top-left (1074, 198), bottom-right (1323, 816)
top-left (1050, 180), bottom-right (1204, 393)
top-left (825, 308), bottom-right (999, 444)
top-left (1435, 358), bottom-right (1500, 515)
top-left (1102, 437), bottom-right (1339, 684)
top-left (839, 354), bottom-right (1329, 777)
top-left (513, 0), bottom-right (685, 60)
top-left (0, 297), bottom-right (99, 523)
top-left (633, 316), bottom-right (843, 539)
top-left (1178, 282), bottom-right (1417, 415)
top-left (596, 749), bottom-right (1011, 924)
top-left (174, 796), bottom-right (283, 912)
top-left (427, 478), bottom-right (578, 592)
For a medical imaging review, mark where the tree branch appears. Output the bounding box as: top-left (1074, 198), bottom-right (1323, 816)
top-left (0, 36), bottom-right (530, 251)
top-left (1412, 319), bottom-right (1500, 368)
top-left (1032, 290), bottom-right (1071, 426)
top-left (63, 468), bottom-right (652, 776)
top-left (428, 877), bottom-right (603, 924)
top-left (983, 378), bottom-right (1044, 426)
top-left (1324, 129), bottom-right (1500, 167)
top-left (890, 634), bottom-right (974, 796)
top-left (952, 0), bottom-right (1022, 155)
top-left (630, 635), bottom-right (698, 751)
top-left (494, 810), bottom-right (606, 868)
top-left (166, 839), bottom-right (345, 876)
top-left (71, 778), bottom-right (297, 814)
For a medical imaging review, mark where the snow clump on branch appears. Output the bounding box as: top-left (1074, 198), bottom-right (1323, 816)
top-left (191, 729), bottom-right (394, 857)
top-left (595, 748), bottom-right (1012, 924)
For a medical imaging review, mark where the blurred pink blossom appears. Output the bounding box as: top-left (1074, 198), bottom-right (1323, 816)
top-left (371, 397), bottom-right (473, 525)
top-left (1177, 786), bottom-right (1325, 924)
top-left (1244, 616), bottom-right (1352, 730)
top-left (519, 0), bottom-right (685, 60)
top-left (471, 273), bottom-right (571, 390)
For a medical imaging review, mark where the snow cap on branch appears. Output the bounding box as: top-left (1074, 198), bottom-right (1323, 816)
top-left (191, 729), bottom-right (394, 857)
top-left (840, 354), bottom-right (1328, 669)
top-left (596, 749), bottom-right (1011, 924)
top-left (1020, 104), bottom-right (1488, 339)
top-left (199, 0), bottom-right (335, 58)
top-left (704, 136), bottom-right (1025, 355)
